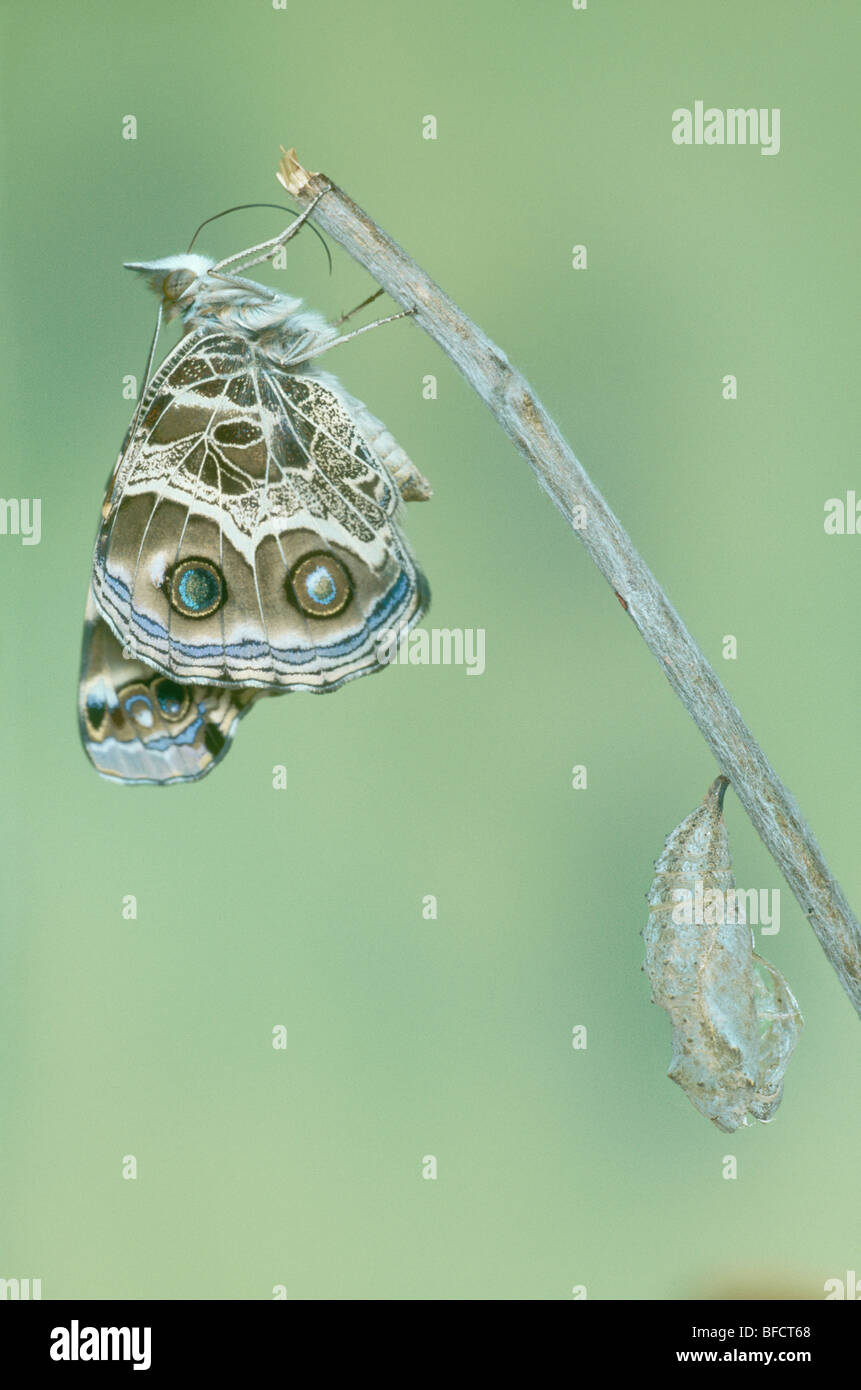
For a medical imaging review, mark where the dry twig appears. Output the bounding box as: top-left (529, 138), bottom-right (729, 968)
top-left (276, 147), bottom-right (861, 1019)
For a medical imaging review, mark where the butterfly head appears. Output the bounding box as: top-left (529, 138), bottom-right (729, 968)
top-left (124, 255), bottom-right (215, 320)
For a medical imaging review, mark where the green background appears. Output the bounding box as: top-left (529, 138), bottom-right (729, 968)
top-left (1, 0), bottom-right (859, 1300)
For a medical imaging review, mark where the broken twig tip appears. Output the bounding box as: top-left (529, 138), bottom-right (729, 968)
top-left (277, 146), bottom-right (317, 197)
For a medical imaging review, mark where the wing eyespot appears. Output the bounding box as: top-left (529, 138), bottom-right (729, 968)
top-left (288, 553), bottom-right (352, 618)
top-left (168, 559), bottom-right (226, 618)
top-left (154, 678), bottom-right (193, 722)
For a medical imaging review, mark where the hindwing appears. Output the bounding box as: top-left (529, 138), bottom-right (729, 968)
top-left (79, 585), bottom-right (267, 784)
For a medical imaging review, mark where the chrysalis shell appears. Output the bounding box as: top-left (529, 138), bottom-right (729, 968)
top-left (643, 776), bottom-right (802, 1132)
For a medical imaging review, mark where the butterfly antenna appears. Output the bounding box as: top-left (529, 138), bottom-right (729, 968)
top-left (102, 303), bottom-right (164, 522)
top-left (126, 303), bottom-right (163, 450)
top-left (186, 203), bottom-right (333, 275)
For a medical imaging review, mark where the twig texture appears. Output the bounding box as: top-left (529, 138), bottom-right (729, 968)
top-left (277, 149), bottom-right (861, 1019)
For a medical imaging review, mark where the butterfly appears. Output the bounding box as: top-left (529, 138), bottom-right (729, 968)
top-left (80, 196), bottom-right (431, 783)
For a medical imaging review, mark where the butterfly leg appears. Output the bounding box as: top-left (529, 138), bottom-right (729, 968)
top-left (203, 271), bottom-right (281, 300)
top-left (332, 287), bottom-right (385, 327)
top-left (287, 308), bottom-right (417, 368)
top-left (209, 189), bottom-right (330, 278)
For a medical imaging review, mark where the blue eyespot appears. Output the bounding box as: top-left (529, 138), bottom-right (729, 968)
top-left (305, 565), bottom-right (337, 606)
top-left (155, 678), bottom-right (191, 721)
top-left (178, 568), bottom-right (219, 612)
top-left (290, 553), bottom-right (352, 618)
top-left (125, 693), bottom-right (154, 729)
top-left (169, 559), bottom-right (225, 618)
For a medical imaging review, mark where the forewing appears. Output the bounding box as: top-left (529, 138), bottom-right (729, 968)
top-left (92, 331), bottom-right (428, 688)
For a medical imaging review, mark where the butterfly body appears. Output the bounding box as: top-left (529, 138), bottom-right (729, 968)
top-left (81, 230), bottom-right (430, 782)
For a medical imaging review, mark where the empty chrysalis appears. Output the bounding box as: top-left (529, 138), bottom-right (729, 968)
top-left (643, 776), bottom-right (803, 1132)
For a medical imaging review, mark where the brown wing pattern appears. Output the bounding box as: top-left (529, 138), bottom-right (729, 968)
top-left (91, 331), bottom-right (428, 689)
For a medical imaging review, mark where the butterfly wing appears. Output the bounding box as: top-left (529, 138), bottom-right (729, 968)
top-left (79, 584), bottom-right (268, 784)
top-left (91, 331), bottom-right (429, 689)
